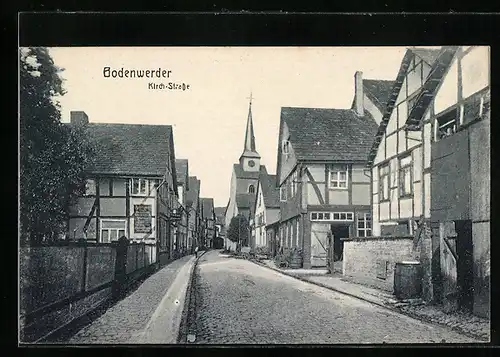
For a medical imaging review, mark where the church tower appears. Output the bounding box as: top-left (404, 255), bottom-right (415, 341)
top-left (239, 93), bottom-right (261, 172)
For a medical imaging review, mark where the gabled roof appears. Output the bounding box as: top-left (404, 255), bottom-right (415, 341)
top-left (75, 123), bottom-right (175, 177)
top-left (200, 198), bottom-right (214, 220)
top-left (186, 176), bottom-right (200, 208)
top-left (259, 173), bottom-right (280, 209)
top-left (366, 47), bottom-right (456, 167)
top-left (175, 159), bottom-right (189, 189)
top-left (406, 47), bottom-right (460, 129)
top-left (280, 107), bottom-right (378, 162)
top-left (362, 79), bottom-right (396, 113)
top-left (233, 163), bottom-right (267, 180)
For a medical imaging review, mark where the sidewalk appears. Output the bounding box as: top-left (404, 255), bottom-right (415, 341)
top-left (63, 252), bottom-right (204, 344)
top-left (255, 259), bottom-right (490, 342)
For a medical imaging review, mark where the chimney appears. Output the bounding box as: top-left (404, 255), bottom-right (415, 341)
top-left (70, 111), bottom-right (89, 127)
top-left (354, 71), bottom-right (364, 116)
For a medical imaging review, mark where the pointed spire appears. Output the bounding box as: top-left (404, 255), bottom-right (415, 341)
top-left (244, 96), bottom-right (256, 152)
top-left (240, 93), bottom-right (260, 159)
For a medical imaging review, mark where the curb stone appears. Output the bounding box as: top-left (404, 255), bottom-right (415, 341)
top-left (248, 259), bottom-right (488, 342)
top-left (177, 250), bottom-right (207, 344)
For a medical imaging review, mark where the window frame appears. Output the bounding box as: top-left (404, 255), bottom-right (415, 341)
top-left (398, 154), bottom-right (414, 198)
top-left (310, 211), bottom-right (354, 222)
top-left (328, 165), bottom-right (348, 190)
top-left (100, 219), bottom-right (127, 243)
top-left (357, 213), bottom-right (372, 237)
top-left (280, 185), bottom-right (287, 202)
top-left (131, 178), bottom-right (149, 196)
top-left (378, 163), bottom-right (390, 202)
top-left (248, 184), bottom-right (255, 194)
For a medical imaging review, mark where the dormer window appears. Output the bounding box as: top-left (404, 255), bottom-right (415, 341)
top-left (248, 185), bottom-right (255, 194)
top-left (282, 140), bottom-right (290, 155)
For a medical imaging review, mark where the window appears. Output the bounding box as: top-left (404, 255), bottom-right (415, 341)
top-left (435, 108), bottom-right (458, 140)
top-left (290, 172), bottom-right (296, 197)
top-left (280, 185), bottom-right (287, 202)
top-left (329, 165), bottom-right (348, 189)
top-left (84, 179), bottom-right (96, 196)
top-left (282, 140), bottom-right (290, 155)
top-left (379, 164), bottom-right (390, 201)
top-left (249, 185), bottom-right (255, 194)
top-left (310, 212), bottom-right (354, 222)
top-left (399, 155), bottom-right (413, 197)
top-left (357, 213), bottom-right (372, 237)
top-left (131, 178), bottom-right (148, 196)
top-left (101, 220), bottom-right (126, 243)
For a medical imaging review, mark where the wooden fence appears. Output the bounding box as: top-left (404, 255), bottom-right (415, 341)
top-left (19, 239), bottom-right (158, 343)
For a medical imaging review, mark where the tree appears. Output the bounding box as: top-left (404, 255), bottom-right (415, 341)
top-left (226, 214), bottom-right (250, 247)
top-left (20, 47), bottom-right (95, 245)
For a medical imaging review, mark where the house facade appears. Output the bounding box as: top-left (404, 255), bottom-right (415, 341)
top-left (367, 48), bottom-right (446, 238)
top-left (275, 104), bottom-right (379, 268)
top-left (405, 46), bottom-right (490, 318)
top-left (186, 176), bottom-right (201, 252)
top-left (214, 207), bottom-right (226, 249)
top-left (175, 159), bottom-right (190, 254)
top-left (200, 198), bottom-right (216, 248)
top-left (67, 112), bottom-right (178, 262)
top-left (366, 46), bottom-right (490, 318)
top-left (251, 169), bottom-right (280, 251)
top-left (224, 98), bottom-right (266, 248)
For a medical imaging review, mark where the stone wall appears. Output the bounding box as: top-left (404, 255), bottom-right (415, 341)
top-left (342, 236), bottom-right (420, 292)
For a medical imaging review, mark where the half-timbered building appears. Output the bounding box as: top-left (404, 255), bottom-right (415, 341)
top-left (186, 176), bottom-right (201, 252)
top-left (251, 169), bottom-right (280, 251)
top-left (67, 112), bottom-right (178, 263)
top-left (175, 159), bottom-right (190, 254)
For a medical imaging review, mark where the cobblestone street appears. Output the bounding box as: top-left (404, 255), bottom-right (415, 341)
top-left (191, 250), bottom-right (483, 345)
top-left (66, 255), bottom-right (194, 344)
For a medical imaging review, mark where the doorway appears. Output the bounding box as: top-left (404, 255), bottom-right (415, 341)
top-left (331, 224), bottom-right (350, 261)
top-left (455, 220), bottom-right (474, 312)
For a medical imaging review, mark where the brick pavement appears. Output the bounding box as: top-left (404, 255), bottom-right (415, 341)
top-left (190, 250), bottom-right (483, 345)
top-left (66, 255), bottom-right (194, 344)
top-left (258, 259), bottom-right (490, 342)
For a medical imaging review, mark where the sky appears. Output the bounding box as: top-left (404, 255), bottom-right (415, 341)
top-left (48, 46), bottom-right (412, 207)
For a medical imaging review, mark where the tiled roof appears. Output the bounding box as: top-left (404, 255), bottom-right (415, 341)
top-left (81, 123), bottom-right (173, 176)
top-left (186, 176), bottom-right (200, 208)
top-left (363, 79), bottom-right (396, 113)
top-left (200, 198), bottom-right (214, 219)
top-left (214, 207), bottom-right (226, 224)
top-left (236, 193), bottom-right (255, 209)
top-left (281, 107), bottom-right (378, 162)
top-left (260, 174), bottom-right (280, 208)
top-left (233, 163), bottom-right (266, 179)
top-left (175, 159), bottom-right (189, 186)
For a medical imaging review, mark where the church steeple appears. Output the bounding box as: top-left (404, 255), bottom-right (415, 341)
top-left (239, 93), bottom-right (261, 171)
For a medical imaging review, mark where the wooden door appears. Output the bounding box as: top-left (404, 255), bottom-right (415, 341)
top-left (311, 223), bottom-right (330, 267)
top-left (440, 221), bottom-right (459, 313)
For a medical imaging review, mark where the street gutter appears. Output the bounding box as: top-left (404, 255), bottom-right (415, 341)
top-left (177, 250), bottom-right (207, 344)
top-left (248, 259), bottom-right (488, 342)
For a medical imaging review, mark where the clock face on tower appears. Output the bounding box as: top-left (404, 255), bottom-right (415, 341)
top-left (248, 160), bottom-right (255, 167)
